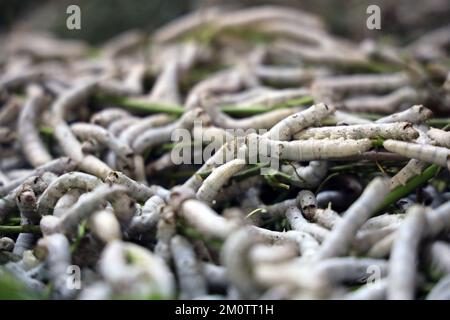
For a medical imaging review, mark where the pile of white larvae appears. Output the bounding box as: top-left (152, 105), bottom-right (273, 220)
top-left (1, 5), bottom-right (450, 300)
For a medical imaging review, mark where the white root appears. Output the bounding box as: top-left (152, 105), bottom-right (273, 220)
top-left (383, 139), bottom-right (450, 168)
top-left (170, 235), bottom-right (208, 299)
top-left (294, 122), bottom-right (418, 141)
top-left (315, 177), bottom-right (390, 260)
top-left (196, 158), bottom-right (247, 204)
top-left (388, 206), bottom-right (427, 300)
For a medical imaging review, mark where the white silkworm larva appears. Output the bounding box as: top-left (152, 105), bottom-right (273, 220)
top-left (294, 122), bottom-right (418, 141)
top-left (366, 232), bottom-right (396, 259)
top-left (389, 159), bottom-right (428, 190)
top-left (14, 184), bottom-right (37, 257)
top-left (127, 195), bottom-right (165, 235)
top-left (376, 105), bottom-right (433, 124)
top-left (50, 80), bottom-right (113, 178)
top-left (330, 110), bottom-right (373, 125)
top-left (105, 171), bottom-right (170, 202)
top-left (132, 108), bottom-right (204, 154)
top-left (37, 172), bottom-right (103, 216)
top-left (255, 65), bottom-right (326, 85)
top-left (265, 103), bottom-right (334, 140)
top-left (353, 225), bottom-right (398, 254)
top-left (312, 72), bottom-right (410, 94)
top-left (426, 241), bottom-right (450, 275)
top-left (90, 108), bottom-right (131, 127)
top-left (229, 88), bottom-right (310, 108)
top-left (57, 185), bottom-right (127, 235)
top-left (305, 207), bottom-right (341, 230)
top-left (36, 233), bottom-right (72, 299)
top-left (207, 105), bottom-right (303, 130)
top-left (249, 135), bottom-right (373, 162)
top-left (107, 117), bottom-right (139, 136)
top-left (249, 243), bottom-right (298, 264)
top-left (427, 128), bottom-right (450, 149)
top-left (118, 114), bottom-right (175, 146)
top-left (99, 240), bottom-right (174, 298)
top-left (128, 196), bottom-right (166, 234)
top-left (18, 85), bottom-right (52, 167)
top-left (315, 177), bottom-right (390, 260)
top-left (0, 237), bottom-right (15, 251)
top-left (154, 206), bottom-right (176, 264)
top-left (52, 188), bottom-right (84, 218)
top-left (341, 87), bottom-right (419, 113)
top-left (388, 206), bottom-right (427, 300)
top-left (250, 227), bottom-right (320, 258)
top-left (344, 279), bottom-right (387, 300)
top-left (361, 214), bottom-right (404, 231)
top-left (0, 176), bottom-right (48, 222)
top-left (170, 235), bottom-right (208, 299)
top-left (426, 200), bottom-right (450, 237)
top-left (201, 262), bottom-right (228, 290)
top-left (16, 184), bottom-right (39, 225)
top-left (89, 209), bottom-right (121, 243)
top-left (71, 123), bottom-right (134, 162)
top-left (196, 158), bottom-right (247, 204)
top-left (221, 227), bottom-right (263, 299)
top-left (0, 157), bottom-right (76, 197)
top-left (0, 98), bottom-right (22, 126)
top-left (180, 199), bottom-right (237, 239)
top-left (296, 190), bottom-right (317, 220)
top-left (426, 275), bottom-right (450, 300)
top-left (148, 62), bottom-right (180, 105)
top-left (280, 160), bottom-right (328, 188)
top-left (285, 206), bottom-right (330, 242)
top-left (383, 140), bottom-right (450, 168)
top-left (255, 257), bottom-right (387, 294)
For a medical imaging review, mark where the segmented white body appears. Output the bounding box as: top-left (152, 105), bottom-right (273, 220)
top-left (294, 122), bottom-right (418, 141)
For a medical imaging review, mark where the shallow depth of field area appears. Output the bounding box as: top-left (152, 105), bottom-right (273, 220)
top-left (0, 0), bottom-right (450, 300)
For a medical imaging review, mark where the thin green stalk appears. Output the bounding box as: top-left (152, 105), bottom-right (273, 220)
top-left (0, 225), bottom-right (41, 234)
top-left (376, 164), bottom-right (440, 213)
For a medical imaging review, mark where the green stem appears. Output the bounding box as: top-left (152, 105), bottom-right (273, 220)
top-left (0, 225), bottom-right (41, 234)
top-left (376, 164), bottom-right (440, 213)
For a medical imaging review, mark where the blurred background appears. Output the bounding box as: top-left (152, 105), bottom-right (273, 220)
top-left (1, 0), bottom-right (449, 44)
